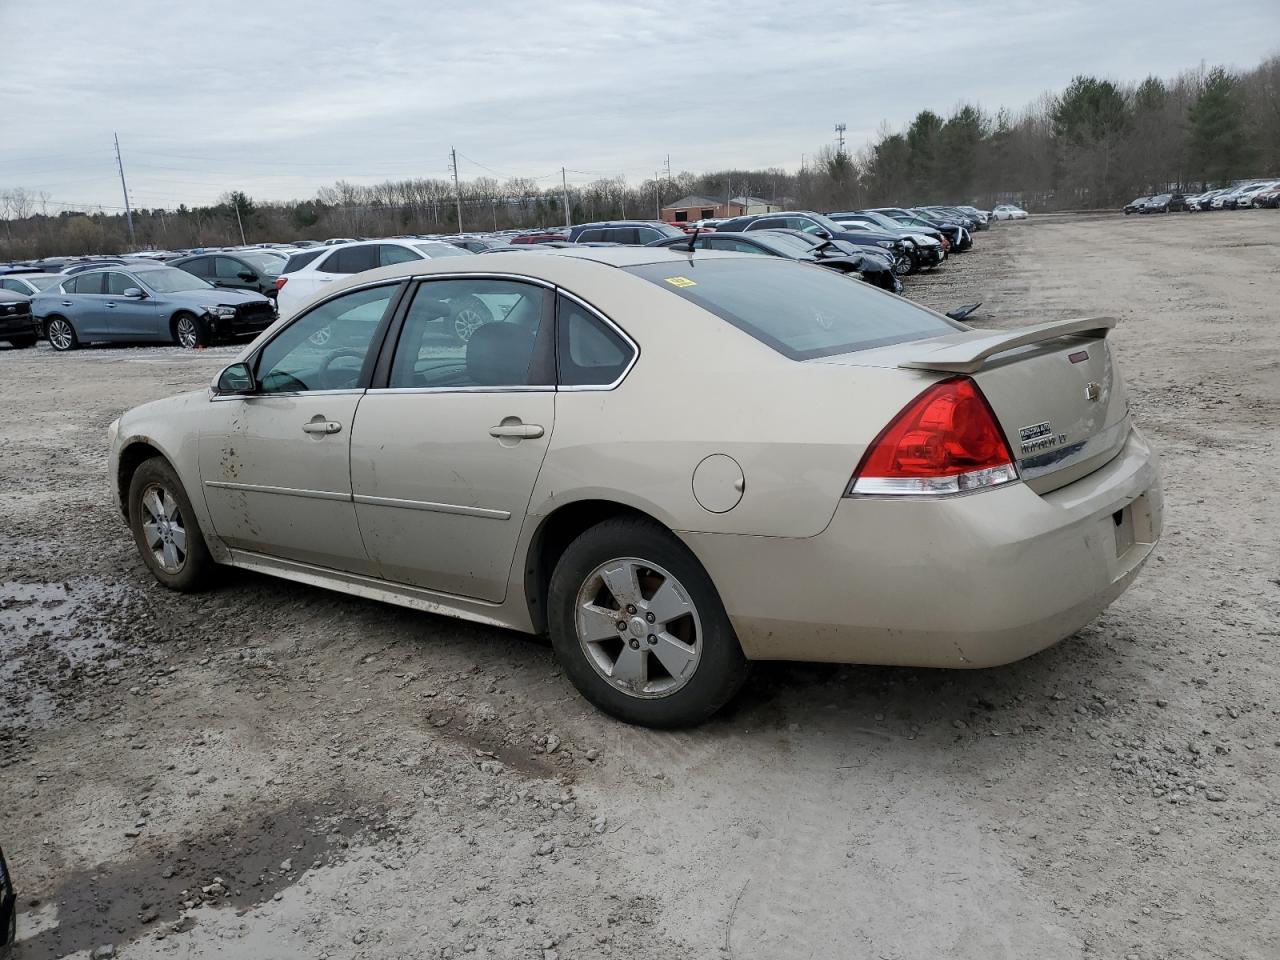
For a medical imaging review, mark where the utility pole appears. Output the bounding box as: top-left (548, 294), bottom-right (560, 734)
top-left (561, 167), bottom-right (571, 229)
top-left (233, 197), bottom-right (246, 245)
top-left (113, 133), bottom-right (136, 247)
top-left (491, 198), bottom-right (498, 232)
top-left (450, 147), bottom-right (463, 234)
top-left (835, 123), bottom-right (847, 154)
top-left (726, 176), bottom-right (731, 216)
top-left (665, 154), bottom-right (672, 181)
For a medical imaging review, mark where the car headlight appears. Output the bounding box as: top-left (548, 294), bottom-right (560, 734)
top-left (875, 240), bottom-right (894, 249)
top-left (201, 305), bottom-right (237, 318)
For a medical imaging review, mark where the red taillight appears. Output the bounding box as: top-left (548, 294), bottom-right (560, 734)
top-left (275, 277), bottom-right (287, 290)
top-left (848, 376), bottom-right (1018, 496)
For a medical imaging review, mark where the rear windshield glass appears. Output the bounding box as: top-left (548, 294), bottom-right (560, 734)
top-left (282, 249), bottom-right (325, 274)
top-left (623, 258), bottom-right (960, 359)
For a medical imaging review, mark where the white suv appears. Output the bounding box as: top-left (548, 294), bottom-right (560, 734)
top-left (275, 240), bottom-right (472, 317)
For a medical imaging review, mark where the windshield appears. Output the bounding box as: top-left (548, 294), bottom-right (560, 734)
top-left (238, 251), bottom-right (284, 275)
top-left (854, 211), bottom-right (900, 230)
top-left (136, 267), bottom-right (211, 293)
top-left (624, 258), bottom-right (959, 360)
top-left (414, 242), bottom-right (472, 258)
top-left (750, 232), bottom-right (828, 257)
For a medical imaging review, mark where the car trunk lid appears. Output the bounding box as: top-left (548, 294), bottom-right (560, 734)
top-left (812, 317), bottom-right (1131, 494)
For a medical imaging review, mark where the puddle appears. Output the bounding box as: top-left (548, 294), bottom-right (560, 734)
top-left (1, 580), bottom-right (131, 728)
top-left (11, 796), bottom-right (391, 959)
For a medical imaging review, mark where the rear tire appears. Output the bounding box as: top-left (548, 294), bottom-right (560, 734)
top-left (46, 316), bottom-right (78, 351)
top-left (127, 457), bottom-right (216, 592)
top-left (547, 517), bottom-right (749, 727)
top-left (173, 312), bottom-right (207, 349)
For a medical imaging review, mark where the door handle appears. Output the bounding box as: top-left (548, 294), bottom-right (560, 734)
top-left (302, 420), bottom-right (343, 435)
top-left (61, 300), bottom-right (73, 306)
top-left (489, 423), bottom-right (544, 439)
top-left (105, 302), bottom-right (117, 308)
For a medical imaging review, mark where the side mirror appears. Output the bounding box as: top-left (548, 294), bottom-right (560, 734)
top-left (123, 287), bottom-right (145, 299)
top-left (237, 271), bottom-right (258, 282)
top-left (213, 361), bottom-right (256, 396)
top-left (815, 229), bottom-right (832, 239)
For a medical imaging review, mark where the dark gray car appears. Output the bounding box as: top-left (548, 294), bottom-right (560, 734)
top-left (31, 264), bottom-right (275, 351)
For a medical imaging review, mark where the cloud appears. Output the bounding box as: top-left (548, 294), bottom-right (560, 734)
top-left (1, 0), bottom-right (1276, 209)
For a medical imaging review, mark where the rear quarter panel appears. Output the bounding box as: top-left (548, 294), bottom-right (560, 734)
top-left (528, 267), bottom-right (936, 538)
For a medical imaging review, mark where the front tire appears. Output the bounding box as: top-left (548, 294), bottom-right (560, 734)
top-left (547, 517), bottom-right (749, 727)
top-left (127, 458), bottom-right (216, 591)
top-left (173, 312), bottom-right (207, 349)
top-left (46, 316), bottom-right (78, 351)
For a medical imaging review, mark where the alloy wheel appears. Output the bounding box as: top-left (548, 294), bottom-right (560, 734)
top-left (140, 484), bottom-right (188, 574)
top-left (48, 319), bottom-right (74, 350)
top-left (574, 557), bottom-right (703, 699)
top-left (453, 308), bottom-right (489, 342)
top-left (176, 316), bottom-right (199, 348)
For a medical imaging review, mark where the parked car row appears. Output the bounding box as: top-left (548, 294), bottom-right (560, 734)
top-left (1124, 179), bottom-right (1280, 214)
top-left (1, 200), bottom-right (1019, 351)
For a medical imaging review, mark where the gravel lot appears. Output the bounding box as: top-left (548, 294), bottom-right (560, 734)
top-left (2, 212), bottom-right (1277, 960)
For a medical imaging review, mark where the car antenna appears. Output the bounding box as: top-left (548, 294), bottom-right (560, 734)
top-left (685, 227), bottom-right (700, 252)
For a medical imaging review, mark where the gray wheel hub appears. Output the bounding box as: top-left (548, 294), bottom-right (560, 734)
top-left (140, 484), bottom-right (187, 573)
top-left (574, 557), bottom-right (703, 699)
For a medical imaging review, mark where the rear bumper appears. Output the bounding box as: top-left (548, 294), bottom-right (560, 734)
top-left (0, 313), bottom-right (38, 339)
top-left (682, 427), bottom-right (1162, 668)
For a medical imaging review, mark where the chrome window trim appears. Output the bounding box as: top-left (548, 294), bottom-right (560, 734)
top-left (210, 387), bottom-right (365, 403)
top-left (373, 386), bottom-right (554, 395)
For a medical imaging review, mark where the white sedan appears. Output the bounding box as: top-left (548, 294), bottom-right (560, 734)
top-left (274, 239), bottom-right (472, 319)
top-left (991, 204), bottom-right (1028, 220)
top-left (108, 248), bottom-right (1162, 727)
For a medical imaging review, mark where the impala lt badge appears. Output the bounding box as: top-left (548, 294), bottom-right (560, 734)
top-left (1085, 381), bottom-right (1102, 402)
top-left (1018, 420), bottom-right (1068, 455)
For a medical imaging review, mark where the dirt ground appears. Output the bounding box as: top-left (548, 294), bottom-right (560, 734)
top-left (2, 211), bottom-right (1278, 960)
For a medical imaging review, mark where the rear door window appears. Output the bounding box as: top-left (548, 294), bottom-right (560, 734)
top-left (182, 257), bottom-right (213, 278)
top-left (72, 273), bottom-right (106, 295)
top-left (215, 257), bottom-right (249, 279)
top-left (623, 258), bottom-right (959, 360)
top-left (320, 245), bottom-right (378, 274)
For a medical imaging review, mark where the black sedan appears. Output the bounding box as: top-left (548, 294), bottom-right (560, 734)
top-left (170, 250), bottom-right (285, 300)
top-left (647, 229), bottom-right (902, 293)
top-left (715, 211), bottom-right (912, 274)
top-left (0, 289), bottom-right (39, 347)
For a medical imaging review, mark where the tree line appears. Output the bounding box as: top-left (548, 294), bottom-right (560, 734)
top-left (2, 53), bottom-right (1276, 259)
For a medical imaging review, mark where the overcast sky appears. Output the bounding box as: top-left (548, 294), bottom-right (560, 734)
top-left (2, 0), bottom-right (1276, 211)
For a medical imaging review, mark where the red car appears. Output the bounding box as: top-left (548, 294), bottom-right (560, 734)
top-left (509, 230), bottom-right (569, 244)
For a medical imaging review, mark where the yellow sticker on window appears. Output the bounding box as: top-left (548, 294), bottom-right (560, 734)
top-left (664, 276), bottom-right (697, 288)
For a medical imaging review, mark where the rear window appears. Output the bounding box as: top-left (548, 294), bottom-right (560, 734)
top-left (282, 249), bottom-right (325, 274)
top-left (623, 258), bottom-right (960, 360)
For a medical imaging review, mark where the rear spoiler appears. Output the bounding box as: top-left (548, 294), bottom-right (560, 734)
top-left (899, 316), bottom-right (1116, 374)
